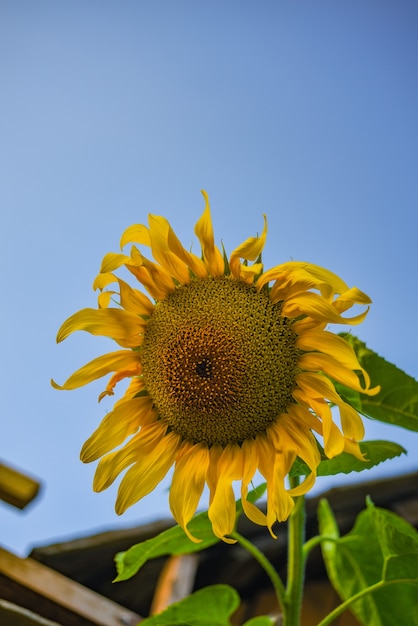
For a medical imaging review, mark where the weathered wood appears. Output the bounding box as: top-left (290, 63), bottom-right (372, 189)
top-left (150, 553), bottom-right (199, 615)
top-left (0, 462), bottom-right (40, 509)
top-left (0, 547), bottom-right (142, 626)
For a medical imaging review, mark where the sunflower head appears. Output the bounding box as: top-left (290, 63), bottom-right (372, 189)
top-left (54, 191), bottom-right (379, 542)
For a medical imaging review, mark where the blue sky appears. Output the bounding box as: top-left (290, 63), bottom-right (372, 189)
top-left (1, 1), bottom-right (417, 556)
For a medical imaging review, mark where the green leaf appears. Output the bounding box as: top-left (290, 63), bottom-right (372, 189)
top-left (242, 617), bottom-right (276, 626)
top-left (318, 498), bottom-right (418, 626)
top-left (138, 584), bottom-right (240, 626)
top-left (290, 440), bottom-right (405, 478)
top-left (366, 497), bottom-right (418, 558)
top-left (114, 513), bottom-right (218, 582)
top-left (115, 483), bottom-right (267, 582)
top-left (337, 334), bottom-right (418, 432)
top-left (384, 554), bottom-right (418, 582)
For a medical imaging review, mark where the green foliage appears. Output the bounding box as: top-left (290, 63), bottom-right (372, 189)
top-left (337, 334), bottom-right (418, 432)
top-left (114, 512), bottom-right (218, 582)
top-left (138, 584), bottom-right (239, 626)
top-left (115, 484), bottom-right (267, 581)
top-left (318, 498), bottom-right (418, 626)
top-left (290, 440), bottom-right (405, 478)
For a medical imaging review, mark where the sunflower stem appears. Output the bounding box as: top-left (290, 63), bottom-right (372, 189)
top-left (231, 530), bottom-right (286, 616)
top-left (283, 489), bottom-right (306, 626)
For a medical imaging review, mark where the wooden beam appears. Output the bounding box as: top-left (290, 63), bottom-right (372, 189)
top-left (0, 462), bottom-right (40, 509)
top-left (0, 547), bottom-right (142, 626)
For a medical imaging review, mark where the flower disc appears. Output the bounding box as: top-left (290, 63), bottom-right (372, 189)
top-left (141, 276), bottom-right (300, 446)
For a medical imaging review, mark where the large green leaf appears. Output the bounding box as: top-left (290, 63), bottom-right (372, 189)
top-left (114, 512), bottom-right (219, 582)
top-left (115, 483), bottom-right (267, 581)
top-left (337, 335), bottom-right (418, 432)
top-left (318, 498), bottom-right (418, 626)
top-left (290, 440), bottom-right (405, 478)
top-left (139, 584), bottom-right (240, 626)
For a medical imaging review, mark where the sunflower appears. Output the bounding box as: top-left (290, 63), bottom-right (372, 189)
top-left (53, 191), bottom-right (378, 542)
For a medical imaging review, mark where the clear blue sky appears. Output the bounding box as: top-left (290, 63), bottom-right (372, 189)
top-left (1, 1), bottom-right (417, 556)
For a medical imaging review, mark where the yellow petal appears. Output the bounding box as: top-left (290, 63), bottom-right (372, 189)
top-left (208, 444), bottom-right (243, 542)
top-left (97, 292), bottom-right (114, 308)
top-left (230, 215), bottom-right (267, 280)
top-left (120, 223), bottom-right (151, 249)
top-left (127, 246), bottom-right (175, 299)
top-left (165, 220), bottom-right (208, 279)
top-left (333, 287), bottom-right (372, 313)
top-left (293, 382), bottom-right (345, 458)
top-left (93, 422), bottom-right (168, 492)
top-left (343, 438), bottom-right (366, 460)
top-left (100, 252), bottom-right (131, 273)
top-left (148, 214), bottom-right (192, 284)
top-left (298, 352), bottom-right (369, 394)
top-left (52, 350), bottom-right (141, 390)
top-left (194, 190), bottom-right (224, 277)
top-left (282, 291), bottom-right (369, 325)
top-left (56, 308), bottom-right (147, 348)
top-left (80, 396), bottom-right (155, 462)
top-left (169, 443), bottom-right (210, 542)
top-left (117, 278), bottom-right (154, 315)
top-left (256, 435), bottom-right (294, 534)
top-left (258, 262), bottom-right (349, 297)
top-left (93, 272), bottom-right (118, 291)
top-left (240, 439), bottom-right (267, 527)
top-left (339, 401), bottom-right (365, 440)
top-left (98, 366), bottom-right (144, 401)
top-left (116, 431), bottom-right (180, 514)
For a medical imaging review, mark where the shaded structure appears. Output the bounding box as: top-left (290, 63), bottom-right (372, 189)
top-left (1, 467), bottom-right (418, 625)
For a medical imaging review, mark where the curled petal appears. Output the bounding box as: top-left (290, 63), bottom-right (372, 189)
top-left (207, 445), bottom-right (243, 542)
top-left (80, 396), bottom-right (155, 462)
top-left (194, 190), bottom-right (224, 277)
top-left (115, 431), bottom-right (180, 514)
top-left (56, 308), bottom-right (146, 348)
top-left (52, 350), bottom-right (141, 390)
top-left (170, 443), bottom-right (210, 542)
top-left (230, 215), bottom-right (267, 281)
top-left (282, 291), bottom-right (370, 325)
top-left (120, 223), bottom-right (151, 249)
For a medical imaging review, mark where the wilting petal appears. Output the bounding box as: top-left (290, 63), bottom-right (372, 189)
top-left (170, 443), bottom-right (210, 542)
top-left (282, 291), bottom-right (369, 325)
top-left (116, 432), bottom-right (180, 514)
top-left (230, 215), bottom-right (267, 281)
top-left (194, 190), bottom-right (224, 277)
top-left (93, 422), bottom-right (168, 491)
top-left (52, 350), bottom-right (141, 390)
top-left (56, 308), bottom-right (146, 348)
top-left (120, 223), bottom-right (151, 249)
top-left (80, 396), bottom-right (155, 462)
top-left (208, 445), bottom-right (243, 542)
top-left (148, 214), bottom-right (192, 284)
top-left (100, 252), bottom-right (131, 273)
top-left (240, 439), bottom-right (267, 526)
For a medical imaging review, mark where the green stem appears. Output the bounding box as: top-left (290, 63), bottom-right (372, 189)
top-left (283, 493), bottom-right (306, 626)
top-left (231, 530), bottom-right (286, 614)
top-left (316, 579), bottom-right (418, 626)
top-left (302, 534), bottom-right (341, 561)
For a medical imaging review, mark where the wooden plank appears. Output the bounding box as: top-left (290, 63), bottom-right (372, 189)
top-left (0, 462), bottom-right (40, 509)
top-left (0, 547), bottom-right (142, 626)
top-left (150, 554), bottom-right (199, 615)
